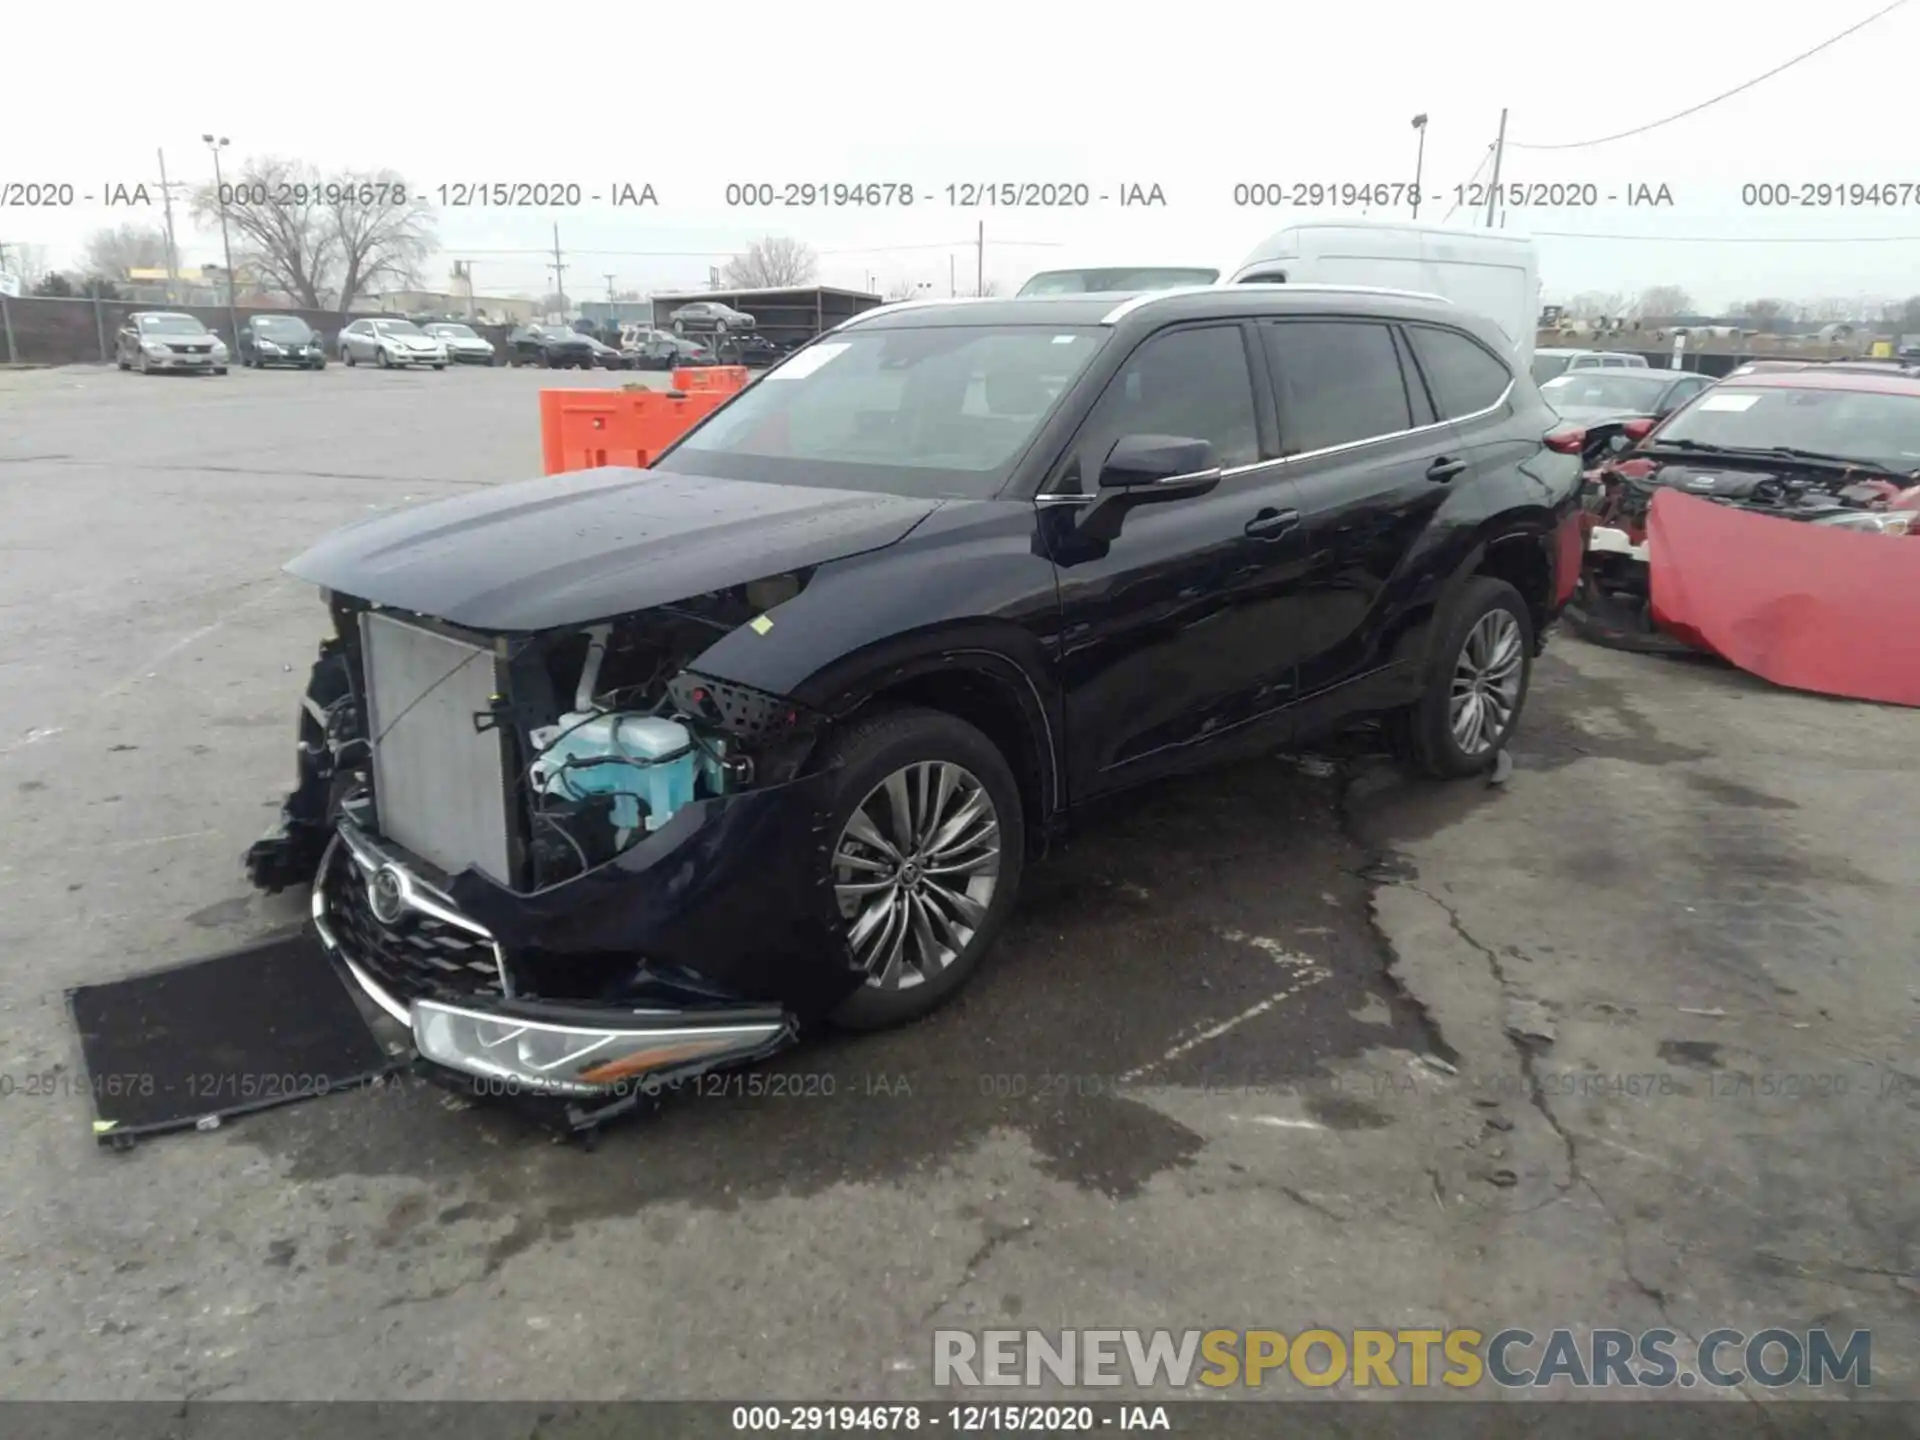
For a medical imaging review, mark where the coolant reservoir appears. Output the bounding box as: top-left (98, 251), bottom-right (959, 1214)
top-left (530, 713), bottom-right (698, 833)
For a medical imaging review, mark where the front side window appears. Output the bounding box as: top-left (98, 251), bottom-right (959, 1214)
top-left (1407, 325), bottom-right (1512, 419)
top-left (1066, 325), bottom-right (1261, 484)
top-left (1264, 321), bottom-right (1413, 452)
top-left (654, 324), bottom-right (1107, 498)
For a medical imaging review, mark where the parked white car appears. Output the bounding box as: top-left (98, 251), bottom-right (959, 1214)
top-left (423, 322), bottom-right (497, 366)
top-left (337, 318), bottom-right (448, 369)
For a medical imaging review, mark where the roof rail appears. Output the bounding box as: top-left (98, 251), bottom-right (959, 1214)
top-left (1099, 282), bottom-right (1453, 324)
top-left (830, 296), bottom-right (986, 334)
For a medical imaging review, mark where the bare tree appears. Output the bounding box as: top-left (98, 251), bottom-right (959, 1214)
top-left (883, 279), bottom-right (923, 301)
top-left (1565, 290), bottom-right (1627, 319)
top-left (1794, 297), bottom-right (1853, 324)
top-left (721, 236), bottom-right (818, 288)
top-left (1637, 286), bottom-right (1692, 321)
top-left (1730, 297), bottom-right (1789, 331)
top-left (4, 243), bottom-right (51, 285)
top-left (331, 169), bottom-right (436, 313)
top-left (191, 158), bottom-right (334, 306)
top-left (1892, 295), bottom-right (1920, 334)
top-left (83, 223), bottom-right (170, 281)
top-left (960, 281), bottom-right (1002, 298)
top-left (191, 158), bottom-right (434, 311)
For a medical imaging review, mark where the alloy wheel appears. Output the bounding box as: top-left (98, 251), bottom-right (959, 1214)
top-left (833, 761), bottom-right (1002, 992)
top-left (1449, 609), bottom-right (1524, 756)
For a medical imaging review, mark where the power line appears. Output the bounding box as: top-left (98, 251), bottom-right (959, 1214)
top-left (1533, 230), bottom-right (1920, 243)
top-left (1440, 145), bottom-right (1496, 224)
top-left (1507, 0), bottom-right (1909, 151)
top-left (432, 240), bottom-right (1065, 258)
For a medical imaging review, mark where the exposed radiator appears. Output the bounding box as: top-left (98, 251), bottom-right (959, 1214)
top-left (358, 611), bottom-right (515, 883)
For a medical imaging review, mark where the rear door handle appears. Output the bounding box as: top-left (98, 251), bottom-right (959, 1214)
top-left (1426, 456), bottom-right (1467, 483)
top-left (1245, 507), bottom-right (1301, 539)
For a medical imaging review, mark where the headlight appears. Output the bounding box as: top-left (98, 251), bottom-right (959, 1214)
top-left (212, 341), bottom-right (228, 356)
top-left (142, 341), bottom-right (166, 355)
top-left (1812, 509), bottom-right (1916, 535)
top-left (258, 340), bottom-right (282, 353)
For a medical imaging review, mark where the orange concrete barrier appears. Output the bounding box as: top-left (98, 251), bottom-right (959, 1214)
top-left (672, 365), bottom-right (750, 394)
top-left (539, 386), bottom-right (732, 474)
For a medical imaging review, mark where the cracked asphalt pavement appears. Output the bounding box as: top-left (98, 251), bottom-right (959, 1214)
top-left (1, 364), bottom-right (1915, 1402)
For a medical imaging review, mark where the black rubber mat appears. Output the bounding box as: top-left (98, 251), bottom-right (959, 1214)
top-left (67, 929), bottom-right (402, 1145)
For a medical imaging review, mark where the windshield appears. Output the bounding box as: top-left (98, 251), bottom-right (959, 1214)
top-left (1651, 385), bottom-right (1920, 474)
top-left (652, 324), bottom-right (1108, 498)
top-left (1531, 353), bottom-right (1575, 385)
top-left (253, 316), bottom-right (311, 338)
top-left (430, 324), bottom-right (477, 339)
top-left (374, 320), bottom-right (425, 337)
top-left (1541, 372), bottom-right (1671, 410)
top-left (137, 314), bottom-right (208, 336)
top-left (1017, 268), bottom-right (1219, 296)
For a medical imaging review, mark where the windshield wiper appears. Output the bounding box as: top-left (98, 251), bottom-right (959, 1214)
top-left (1642, 439), bottom-right (1902, 474)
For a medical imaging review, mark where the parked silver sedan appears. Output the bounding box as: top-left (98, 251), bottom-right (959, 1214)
top-left (337, 317), bottom-right (449, 369)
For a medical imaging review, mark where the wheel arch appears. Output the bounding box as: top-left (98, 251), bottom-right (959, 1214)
top-left (806, 640), bottom-right (1061, 857)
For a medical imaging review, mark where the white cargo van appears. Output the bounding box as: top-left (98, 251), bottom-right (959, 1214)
top-left (1226, 221), bottom-right (1541, 370)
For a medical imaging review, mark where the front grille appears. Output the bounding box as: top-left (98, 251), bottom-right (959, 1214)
top-left (168, 342), bottom-right (211, 354)
top-left (320, 842), bottom-right (504, 1004)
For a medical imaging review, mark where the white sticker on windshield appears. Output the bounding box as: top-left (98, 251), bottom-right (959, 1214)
top-left (1698, 393), bottom-right (1760, 412)
top-left (1051, 335), bottom-right (1077, 344)
top-left (768, 342), bottom-right (849, 379)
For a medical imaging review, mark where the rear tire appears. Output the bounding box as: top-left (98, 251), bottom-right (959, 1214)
top-left (821, 706), bottom-right (1025, 1032)
top-left (1396, 576), bottom-right (1534, 779)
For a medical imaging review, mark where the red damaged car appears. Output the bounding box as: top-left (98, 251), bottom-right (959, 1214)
top-left (1578, 363), bottom-right (1920, 704)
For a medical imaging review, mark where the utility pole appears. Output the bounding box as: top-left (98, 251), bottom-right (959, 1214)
top-left (975, 220), bottom-right (983, 297)
top-left (604, 273), bottom-right (616, 301)
top-left (1485, 108), bottom-right (1508, 229)
top-left (950, 254), bottom-right (956, 297)
top-left (156, 148), bottom-right (183, 304)
top-left (1409, 114), bottom-right (1429, 221)
top-left (548, 223), bottom-right (567, 316)
top-left (201, 135), bottom-right (239, 348)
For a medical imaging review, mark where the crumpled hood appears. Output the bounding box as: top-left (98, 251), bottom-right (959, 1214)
top-left (286, 466), bottom-right (941, 632)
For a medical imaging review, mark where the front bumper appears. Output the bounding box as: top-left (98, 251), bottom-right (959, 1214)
top-left (146, 351), bottom-right (217, 369)
top-left (312, 822), bottom-right (799, 1107)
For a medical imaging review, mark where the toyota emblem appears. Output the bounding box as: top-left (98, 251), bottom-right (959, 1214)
top-left (367, 866), bottom-right (407, 926)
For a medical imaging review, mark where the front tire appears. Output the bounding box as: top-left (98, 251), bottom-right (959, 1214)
top-left (821, 706), bottom-right (1025, 1032)
top-left (344, 347), bottom-right (357, 367)
top-left (1396, 576), bottom-right (1534, 779)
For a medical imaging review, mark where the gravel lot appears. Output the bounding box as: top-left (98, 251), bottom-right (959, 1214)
top-left (1, 362), bottom-right (1915, 1403)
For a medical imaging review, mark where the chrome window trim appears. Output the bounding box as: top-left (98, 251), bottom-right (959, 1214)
top-left (1034, 381), bottom-right (1515, 500)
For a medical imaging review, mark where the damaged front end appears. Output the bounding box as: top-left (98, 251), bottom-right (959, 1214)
top-left (248, 582), bottom-right (853, 1125)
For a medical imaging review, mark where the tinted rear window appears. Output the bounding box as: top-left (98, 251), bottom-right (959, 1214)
top-left (1407, 326), bottom-right (1513, 419)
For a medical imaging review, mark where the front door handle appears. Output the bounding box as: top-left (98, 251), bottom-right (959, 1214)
top-left (1426, 456), bottom-right (1468, 483)
top-left (1245, 507), bottom-right (1301, 539)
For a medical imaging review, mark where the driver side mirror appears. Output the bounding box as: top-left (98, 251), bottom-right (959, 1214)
top-left (1098, 433), bottom-right (1222, 491)
top-left (1077, 434), bottom-right (1223, 542)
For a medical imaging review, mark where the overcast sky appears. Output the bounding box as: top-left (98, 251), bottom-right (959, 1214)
top-left (8, 0), bottom-right (1918, 310)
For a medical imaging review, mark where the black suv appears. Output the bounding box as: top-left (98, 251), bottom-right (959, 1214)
top-left (250, 287), bottom-right (1584, 1125)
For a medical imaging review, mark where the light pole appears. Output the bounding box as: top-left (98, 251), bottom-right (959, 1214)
top-left (201, 134), bottom-right (239, 350)
top-left (1410, 114), bottom-right (1429, 220)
